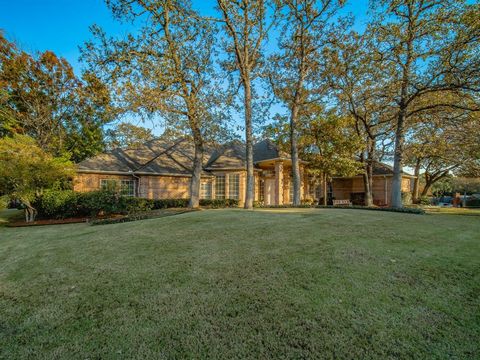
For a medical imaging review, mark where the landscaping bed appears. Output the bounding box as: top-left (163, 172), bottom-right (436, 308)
top-left (7, 217), bottom-right (89, 227)
top-left (6, 209), bottom-right (197, 227)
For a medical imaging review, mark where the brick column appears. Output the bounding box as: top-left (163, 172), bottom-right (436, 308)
top-left (224, 173), bottom-right (230, 199)
top-left (275, 161), bottom-right (284, 205)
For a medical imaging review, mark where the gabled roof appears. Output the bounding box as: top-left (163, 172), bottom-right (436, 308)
top-left (253, 139), bottom-right (289, 162)
top-left (77, 138), bottom-right (291, 175)
top-left (205, 141), bottom-right (246, 169)
top-left (340, 161), bottom-right (414, 178)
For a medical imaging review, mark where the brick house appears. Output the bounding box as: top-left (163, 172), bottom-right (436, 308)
top-left (74, 138), bottom-right (414, 206)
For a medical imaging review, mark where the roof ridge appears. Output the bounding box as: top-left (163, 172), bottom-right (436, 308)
top-left (133, 138), bottom-right (188, 173)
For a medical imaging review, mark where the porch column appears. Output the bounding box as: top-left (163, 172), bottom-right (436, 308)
top-left (275, 161), bottom-right (284, 205)
top-left (225, 174), bottom-right (230, 199)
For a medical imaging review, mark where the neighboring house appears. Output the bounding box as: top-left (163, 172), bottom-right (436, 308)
top-left (74, 138), bottom-right (414, 206)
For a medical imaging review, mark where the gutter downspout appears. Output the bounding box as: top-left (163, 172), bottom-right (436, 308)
top-left (129, 170), bottom-right (141, 197)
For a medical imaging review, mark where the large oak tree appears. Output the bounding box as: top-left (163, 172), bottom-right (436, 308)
top-left (269, 0), bottom-right (346, 205)
top-left (370, 0), bottom-right (480, 207)
top-left (0, 32), bottom-right (113, 162)
top-left (83, 0), bottom-right (225, 208)
top-left (216, 0), bottom-right (277, 209)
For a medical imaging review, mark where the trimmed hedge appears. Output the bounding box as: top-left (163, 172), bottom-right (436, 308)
top-left (315, 205), bottom-right (425, 214)
top-left (256, 203), bottom-right (425, 214)
top-left (152, 198), bottom-right (189, 209)
top-left (199, 199), bottom-right (239, 208)
top-left (33, 189), bottom-right (79, 219)
top-left (34, 190), bottom-right (155, 219)
top-left (34, 190), bottom-right (240, 219)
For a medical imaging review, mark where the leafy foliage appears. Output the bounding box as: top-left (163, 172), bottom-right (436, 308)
top-left (33, 188), bottom-right (239, 219)
top-left (83, 0), bottom-right (229, 207)
top-left (368, 0), bottom-right (480, 207)
top-left (106, 122), bottom-right (154, 150)
top-left (0, 32), bottom-right (115, 162)
top-left (0, 135), bottom-right (74, 220)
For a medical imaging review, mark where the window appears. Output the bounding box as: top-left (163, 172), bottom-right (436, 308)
top-left (309, 181), bottom-right (316, 198)
top-left (215, 175), bottom-right (225, 199)
top-left (259, 179), bottom-right (265, 201)
top-left (228, 174), bottom-right (240, 200)
top-left (120, 180), bottom-right (135, 196)
top-left (100, 179), bottom-right (117, 191)
top-left (201, 181), bottom-right (212, 200)
top-left (100, 179), bottom-right (135, 196)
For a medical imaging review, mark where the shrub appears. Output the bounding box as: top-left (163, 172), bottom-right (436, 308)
top-left (199, 199), bottom-right (239, 208)
top-left (466, 197), bottom-right (480, 208)
top-left (253, 201), bottom-right (264, 208)
top-left (401, 192), bottom-right (412, 205)
top-left (35, 190), bottom-right (156, 219)
top-left (256, 204), bottom-right (313, 209)
top-left (152, 198), bottom-right (189, 209)
top-left (117, 197), bottom-right (154, 214)
top-left (315, 205), bottom-right (425, 214)
top-left (34, 189), bottom-right (79, 219)
top-left (34, 191), bottom-right (239, 220)
top-left (0, 195), bottom-right (9, 211)
top-left (77, 190), bottom-right (120, 216)
top-left (419, 196), bottom-right (431, 205)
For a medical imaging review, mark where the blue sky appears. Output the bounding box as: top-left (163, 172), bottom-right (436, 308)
top-left (0, 0), bottom-right (370, 134)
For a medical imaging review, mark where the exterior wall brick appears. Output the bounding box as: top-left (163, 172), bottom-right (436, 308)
top-left (138, 175), bottom-right (191, 199)
top-left (331, 176), bottom-right (413, 206)
top-left (74, 173), bottom-right (133, 193)
top-left (75, 168), bottom-right (413, 207)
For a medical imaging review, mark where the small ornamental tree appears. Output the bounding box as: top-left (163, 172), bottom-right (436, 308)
top-left (0, 135), bottom-right (74, 222)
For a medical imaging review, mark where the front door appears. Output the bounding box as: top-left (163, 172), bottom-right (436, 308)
top-left (265, 179), bottom-right (275, 205)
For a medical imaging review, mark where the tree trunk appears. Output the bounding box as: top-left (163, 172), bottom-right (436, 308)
top-left (420, 180), bottom-right (434, 198)
top-left (290, 101), bottom-right (301, 206)
top-left (243, 75), bottom-right (254, 209)
top-left (22, 199), bottom-right (37, 222)
top-left (189, 130), bottom-right (204, 209)
top-left (391, 110), bottom-right (406, 208)
top-left (412, 159), bottom-right (421, 203)
top-left (363, 171), bottom-right (373, 207)
top-left (322, 173), bottom-right (328, 206)
top-left (420, 171), bottom-right (447, 198)
top-left (361, 147), bottom-right (374, 207)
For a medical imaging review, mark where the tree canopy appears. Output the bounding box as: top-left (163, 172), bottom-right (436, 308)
top-left (0, 134), bottom-right (74, 221)
top-left (0, 32), bottom-right (115, 162)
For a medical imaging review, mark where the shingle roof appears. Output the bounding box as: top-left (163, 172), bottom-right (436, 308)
top-left (78, 138), bottom-right (292, 175)
top-left (77, 138), bottom-right (414, 178)
top-left (353, 161), bottom-right (414, 177)
top-left (205, 141), bottom-right (246, 169)
top-left (253, 139), bottom-right (289, 162)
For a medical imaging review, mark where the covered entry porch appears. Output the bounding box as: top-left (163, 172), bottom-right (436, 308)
top-left (256, 159), bottom-right (310, 206)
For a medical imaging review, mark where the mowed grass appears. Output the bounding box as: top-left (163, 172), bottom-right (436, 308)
top-left (0, 209), bottom-right (479, 359)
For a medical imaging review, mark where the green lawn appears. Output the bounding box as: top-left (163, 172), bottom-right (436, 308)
top-left (1, 209), bottom-right (479, 359)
